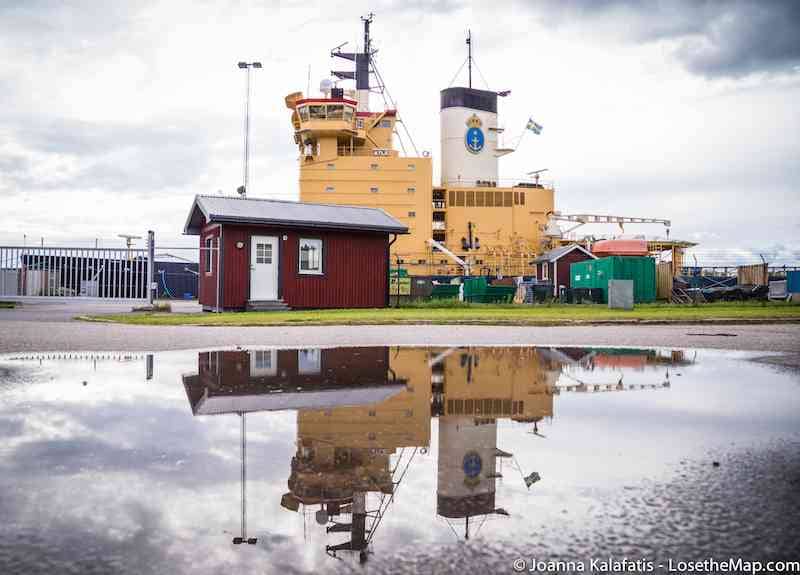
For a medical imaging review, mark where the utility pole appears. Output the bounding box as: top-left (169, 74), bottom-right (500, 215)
top-left (237, 61), bottom-right (262, 197)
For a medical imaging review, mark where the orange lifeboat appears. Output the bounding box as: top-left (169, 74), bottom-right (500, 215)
top-left (591, 239), bottom-right (649, 257)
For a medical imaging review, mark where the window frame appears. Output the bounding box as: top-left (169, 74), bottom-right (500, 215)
top-left (204, 237), bottom-right (214, 274)
top-left (298, 237), bottom-right (324, 275)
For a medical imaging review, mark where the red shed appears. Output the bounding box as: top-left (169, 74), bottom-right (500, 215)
top-left (533, 244), bottom-right (597, 297)
top-left (184, 195), bottom-right (408, 311)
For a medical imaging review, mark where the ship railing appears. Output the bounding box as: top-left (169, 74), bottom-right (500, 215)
top-left (336, 147), bottom-right (398, 158)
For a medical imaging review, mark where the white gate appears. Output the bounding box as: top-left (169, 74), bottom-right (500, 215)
top-left (0, 241), bottom-right (154, 302)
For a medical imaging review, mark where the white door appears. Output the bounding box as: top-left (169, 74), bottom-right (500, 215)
top-left (250, 235), bottom-right (278, 300)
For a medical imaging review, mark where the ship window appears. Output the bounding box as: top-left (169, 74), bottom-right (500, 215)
top-left (299, 238), bottom-right (323, 274)
top-left (325, 186), bottom-right (335, 192)
top-left (514, 191), bottom-right (519, 205)
top-left (407, 187), bottom-right (416, 193)
top-left (370, 163), bottom-right (379, 170)
top-left (504, 191), bottom-right (513, 207)
top-left (327, 105), bottom-right (344, 120)
top-left (449, 190), bottom-right (455, 206)
top-left (456, 191), bottom-right (465, 206)
top-left (408, 211), bottom-right (416, 218)
top-left (298, 106), bottom-right (309, 122)
top-left (308, 105), bottom-right (325, 119)
top-left (356, 118), bottom-right (365, 129)
top-left (380, 119), bottom-right (392, 128)
top-left (326, 163), bottom-right (335, 170)
top-left (494, 191), bottom-right (504, 207)
top-left (466, 191), bottom-right (475, 206)
top-left (520, 191), bottom-right (525, 205)
top-left (343, 107), bottom-right (354, 122)
top-left (407, 164), bottom-right (415, 171)
top-left (370, 186), bottom-right (379, 193)
top-left (476, 190), bottom-right (485, 206)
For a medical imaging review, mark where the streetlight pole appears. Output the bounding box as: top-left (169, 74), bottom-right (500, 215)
top-left (237, 61), bottom-right (262, 198)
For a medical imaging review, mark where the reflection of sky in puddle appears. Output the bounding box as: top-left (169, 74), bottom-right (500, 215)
top-left (0, 347), bottom-right (797, 574)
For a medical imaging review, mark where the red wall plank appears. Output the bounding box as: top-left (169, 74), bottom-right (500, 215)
top-left (220, 224), bottom-right (389, 310)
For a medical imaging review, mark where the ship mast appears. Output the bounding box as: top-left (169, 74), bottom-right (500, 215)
top-left (466, 29), bottom-right (472, 89)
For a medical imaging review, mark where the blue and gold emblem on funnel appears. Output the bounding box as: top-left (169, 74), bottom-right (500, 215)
top-left (465, 114), bottom-right (484, 154)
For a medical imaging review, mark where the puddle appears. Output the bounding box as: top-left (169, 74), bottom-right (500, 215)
top-left (0, 347), bottom-right (798, 574)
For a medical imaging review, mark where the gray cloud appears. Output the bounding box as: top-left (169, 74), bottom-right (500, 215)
top-left (0, 118), bottom-right (217, 194)
top-left (535, 0), bottom-right (800, 78)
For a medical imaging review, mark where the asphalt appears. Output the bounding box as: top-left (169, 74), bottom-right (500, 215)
top-left (1, 301), bottom-right (799, 357)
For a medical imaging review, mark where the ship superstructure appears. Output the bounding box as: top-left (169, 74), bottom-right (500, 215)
top-left (285, 16), bottom-right (555, 277)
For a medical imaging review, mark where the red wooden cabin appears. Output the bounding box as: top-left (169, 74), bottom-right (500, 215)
top-left (184, 195), bottom-right (407, 311)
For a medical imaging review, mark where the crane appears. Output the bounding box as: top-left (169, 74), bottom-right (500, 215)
top-left (545, 212), bottom-right (671, 236)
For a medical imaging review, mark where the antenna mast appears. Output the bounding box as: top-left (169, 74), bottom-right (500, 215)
top-left (466, 30), bottom-right (472, 88)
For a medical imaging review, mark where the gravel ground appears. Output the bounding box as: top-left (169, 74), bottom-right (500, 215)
top-left (1, 302), bottom-right (799, 361)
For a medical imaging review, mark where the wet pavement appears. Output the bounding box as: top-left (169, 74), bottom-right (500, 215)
top-left (0, 345), bottom-right (798, 574)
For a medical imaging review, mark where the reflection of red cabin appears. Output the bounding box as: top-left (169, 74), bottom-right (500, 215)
top-left (182, 347), bottom-right (406, 415)
top-left (533, 244), bottom-right (596, 296)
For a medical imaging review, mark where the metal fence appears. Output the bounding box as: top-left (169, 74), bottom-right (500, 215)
top-left (0, 245), bottom-right (150, 301)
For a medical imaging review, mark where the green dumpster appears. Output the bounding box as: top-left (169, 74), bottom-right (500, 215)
top-left (570, 256), bottom-right (656, 303)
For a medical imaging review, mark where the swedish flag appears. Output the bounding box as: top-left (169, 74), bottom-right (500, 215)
top-left (526, 118), bottom-right (543, 135)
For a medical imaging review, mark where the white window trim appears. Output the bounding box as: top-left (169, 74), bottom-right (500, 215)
top-left (205, 237), bottom-right (213, 275)
top-left (298, 238), bottom-right (324, 275)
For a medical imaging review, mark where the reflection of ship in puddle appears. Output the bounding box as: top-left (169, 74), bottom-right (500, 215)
top-left (179, 345), bottom-right (690, 558)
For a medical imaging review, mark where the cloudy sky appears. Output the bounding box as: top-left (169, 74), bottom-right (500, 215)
top-left (1, 0), bottom-right (798, 264)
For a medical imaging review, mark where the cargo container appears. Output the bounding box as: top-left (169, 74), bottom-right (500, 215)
top-left (570, 256), bottom-right (656, 303)
top-left (787, 270), bottom-right (800, 294)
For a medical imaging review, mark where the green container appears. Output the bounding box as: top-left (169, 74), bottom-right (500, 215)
top-left (570, 256), bottom-right (656, 303)
top-left (430, 284), bottom-right (460, 299)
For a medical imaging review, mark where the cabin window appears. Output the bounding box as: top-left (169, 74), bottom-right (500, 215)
top-left (370, 163), bottom-right (379, 170)
top-left (408, 211), bottom-right (416, 218)
top-left (476, 190), bottom-right (485, 207)
top-left (204, 238), bottom-right (214, 274)
top-left (327, 105), bottom-right (344, 120)
top-left (308, 105), bottom-right (326, 120)
top-left (520, 191), bottom-right (525, 205)
top-left (449, 190), bottom-right (456, 206)
top-left (456, 191), bottom-right (465, 206)
top-left (504, 191), bottom-right (513, 207)
top-left (297, 106), bottom-right (309, 122)
top-left (494, 191), bottom-right (504, 207)
top-left (370, 186), bottom-right (379, 193)
top-left (255, 242), bottom-right (273, 264)
top-left (466, 191), bottom-right (475, 206)
top-left (380, 119), bottom-right (392, 128)
top-left (299, 238), bottom-right (323, 275)
top-left (407, 187), bottom-right (416, 194)
top-left (326, 163), bottom-right (335, 170)
top-left (325, 185), bottom-right (335, 192)
top-left (407, 164), bottom-right (415, 171)
top-left (343, 107), bottom-right (354, 122)
top-left (356, 118), bottom-right (365, 129)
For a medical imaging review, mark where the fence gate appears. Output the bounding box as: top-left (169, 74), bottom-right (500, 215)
top-left (0, 235), bottom-right (155, 302)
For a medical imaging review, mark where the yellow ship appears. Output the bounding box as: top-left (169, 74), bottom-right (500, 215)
top-left (285, 15), bottom-right (556, 278)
